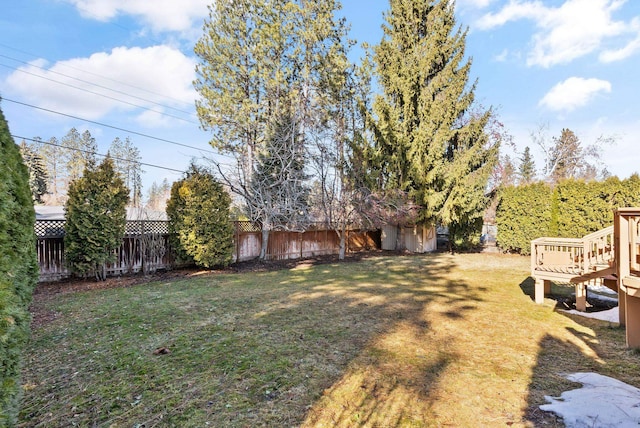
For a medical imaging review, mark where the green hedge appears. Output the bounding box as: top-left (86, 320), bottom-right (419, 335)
top-left (496, 182), bottom-right (552, 255)
top-left (496, 176), bottom-right (640, 254)
top-left (0, 103), bottom-right (38, 425)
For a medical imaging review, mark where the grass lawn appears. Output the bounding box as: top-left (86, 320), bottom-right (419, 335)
top-left (19, 253), bottom-right (640, 427)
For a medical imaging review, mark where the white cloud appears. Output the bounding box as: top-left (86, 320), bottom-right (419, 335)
top-left (494, 48), bottom-right (509, 62)
top-left (458, 0), bottom-right (495, 8)
top-left (538, 77), bottom-right (611, 112)
top-left (65, 0), bottom-right (210, 34)
top-left (476, 0), bottom-right (547, 28)
top-left (477, 0), bottom-right (629, 67)
top-left (5, 46), bottom-right (198, 123)
top-left (600, 17), bottom-right (640, 62)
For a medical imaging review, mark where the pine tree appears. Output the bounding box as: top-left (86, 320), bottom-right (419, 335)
top-left (37, 136), bottom-right (66, 204)
top-left (370, 0), bottom-right (498, 247)
top-left (19, 141), bottom-right (49, 203)
top-left (64, 157), bottom-right (129, 280)
top-left (145, 178), bottom-right (171, 211)
top-left (109, 137), bottom-right (143, 207)
top-left (518, 146), bottom-right (536, 184)
top-left (0, 101), bottom-right (38, 425)
top-left (62, 128), bottom-right (97, 181)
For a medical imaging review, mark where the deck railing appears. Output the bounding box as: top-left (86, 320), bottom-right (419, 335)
top-left (531, 226), bottom-right (614, 278)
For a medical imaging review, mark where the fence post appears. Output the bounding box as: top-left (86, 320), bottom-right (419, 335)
top-left (235, 221), bottom-right (240, 263)
top-left (141, 220), bottom-right (146, 275)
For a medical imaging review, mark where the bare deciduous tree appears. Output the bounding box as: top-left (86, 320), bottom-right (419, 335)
top-left (532, 124), bottom-right (614, 184)
top-left (213, 114), bottom-right (310, 260)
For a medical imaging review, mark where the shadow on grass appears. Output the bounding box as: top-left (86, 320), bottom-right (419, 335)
top-left (524, 320), bottom-right (635, 426)
top-left (19, 253), bottom-right (485, 427)
top-left (519, 276), bottom-right (536, 302)
top-left (249, 254), bottom-right (482, 426)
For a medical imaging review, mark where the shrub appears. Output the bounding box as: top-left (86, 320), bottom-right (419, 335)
top-left (0, 102), bottom-right (38, 425)
top-left (64, 157), bottom-right (129, 280)
top-left (166, 165), bottom-right (234, 268)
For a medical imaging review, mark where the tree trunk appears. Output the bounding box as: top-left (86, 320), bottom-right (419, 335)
top-left (260, 227), bottom-right (270, 260)
top-left (338, 228), bottom-right (347, 260)
top-left (396, 223), bottom-right (405, 251)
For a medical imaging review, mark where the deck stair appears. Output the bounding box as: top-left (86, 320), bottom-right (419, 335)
top-left (531, 226), bottom-right (614, 312)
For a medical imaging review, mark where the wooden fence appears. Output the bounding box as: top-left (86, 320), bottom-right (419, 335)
top-left (35, 220), bottom-right (380, 282)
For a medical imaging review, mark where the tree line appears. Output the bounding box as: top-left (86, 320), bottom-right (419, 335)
top-left (494, 126), bottom-right (612, 188)
top-left (19, 129), bottom-right (143, 207)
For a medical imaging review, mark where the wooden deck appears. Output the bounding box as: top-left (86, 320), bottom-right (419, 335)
top-left (531, 226), bottom-right (615, 311)
top-left (532, 209), bottom-right (640, 348)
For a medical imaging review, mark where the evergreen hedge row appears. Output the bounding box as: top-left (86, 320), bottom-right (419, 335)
top-left (0, 103), bottom-right (38, 425)
top-left (496, 176), bottom-right (640, 255)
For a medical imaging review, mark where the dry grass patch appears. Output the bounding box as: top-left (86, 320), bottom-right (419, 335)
top-left (20, 253), bottom-right (640, 427)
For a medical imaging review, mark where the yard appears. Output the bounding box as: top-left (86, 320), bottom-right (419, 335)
top-left (20, 252), bottom-right (640, 427)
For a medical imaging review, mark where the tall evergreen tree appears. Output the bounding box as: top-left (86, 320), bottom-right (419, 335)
top-left (145, 178), bottom-right (172, 211)
top-left (109, 137), bottom-right (143, 207)
top-left (37, 136), bottom-right (66, 204)
top-left (0, 101), bottom-right (38, 425)
top-left (518, 146), bottom-right (536, 184)
top-left (62, 128), bottom-right (97, 182)
top-left (19, 141), bottom-right (49, 204)
top-left (64, 157), bottom-right (129, 280)
top-left (370, 0), bottom-right (498, 247)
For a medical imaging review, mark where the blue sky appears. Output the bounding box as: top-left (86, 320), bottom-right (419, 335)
top-left (1, 0), bottom-right (639, 198)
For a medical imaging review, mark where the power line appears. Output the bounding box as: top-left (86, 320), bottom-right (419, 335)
top-left (14, 134), bottom-right (186, 174)
top-left (0, 53), bottom-right (197, 119)
top-left (3, 97), bottom-right (220, 156)
top-left (0, 43), bottom-right (193, 109)
top-left (0, 63), bottom-right (198, 124)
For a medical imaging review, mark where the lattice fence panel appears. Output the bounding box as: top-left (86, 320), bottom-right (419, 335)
top-left (236, 221), bottom-right (261, 233)
top-left (35, 220), bottom-right (65, 238)
top-left (125, 220), bottom-right (169, 235)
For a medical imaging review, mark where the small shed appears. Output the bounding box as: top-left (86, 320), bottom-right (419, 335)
top-left (381, 224), bottom-right (437, 253)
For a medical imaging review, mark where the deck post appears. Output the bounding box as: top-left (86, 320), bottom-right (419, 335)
top-left (535, 279), bottom-right (549, 304)
top-left (619, 286), bottom-right (627, 326)
top-left (625, 294), bottom-right (640, 348)
top-left (575, 282), bottom-right (587, 312)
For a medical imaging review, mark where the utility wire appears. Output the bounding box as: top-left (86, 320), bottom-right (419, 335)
top-left (0, 53), bottom-right (197, 119)
top-left (0, 43), bottom-right (193, 109)
top-left (0, 63), bottom-right (198, 124)
top-left (3, 97), bottom-right (220, 156)
top-left (14, 134), bottom-right (185, 174)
